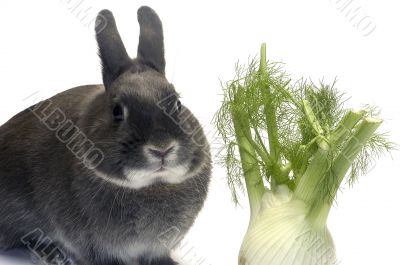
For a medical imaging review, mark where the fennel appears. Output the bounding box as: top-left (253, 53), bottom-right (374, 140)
top-left (214, 43), bottom-right (394, 265)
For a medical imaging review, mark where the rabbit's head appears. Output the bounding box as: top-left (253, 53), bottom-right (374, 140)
top-left (84, 7), bottom-right (210, 189)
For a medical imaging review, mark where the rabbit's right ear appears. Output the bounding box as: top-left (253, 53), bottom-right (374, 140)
top-left (96, 10), bottom-right (132, 89)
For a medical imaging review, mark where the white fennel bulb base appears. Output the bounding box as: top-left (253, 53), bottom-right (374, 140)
top-left (239, 186), bottom-right (337, 265)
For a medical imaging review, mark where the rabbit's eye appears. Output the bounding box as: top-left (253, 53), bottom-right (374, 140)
top-left (113, 104), bottom-right (124, 121)
top-left (175, 100), bottom-right (182, 113)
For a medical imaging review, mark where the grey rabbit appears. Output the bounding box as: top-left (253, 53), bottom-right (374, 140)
top-left (0, 6), bottom-right (211, 265)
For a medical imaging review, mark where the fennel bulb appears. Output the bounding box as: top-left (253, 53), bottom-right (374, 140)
top-left (214, 43), bottom-right (393, 265)
top-left (240, 186), bottom-right (336, 265)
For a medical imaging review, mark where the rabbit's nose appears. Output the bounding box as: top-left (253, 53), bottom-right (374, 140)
top-left (146, 144), bottom-right (175, 159)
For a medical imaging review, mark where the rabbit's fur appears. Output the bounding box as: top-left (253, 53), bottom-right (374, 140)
top-left (0, 6), bottom-right (211, 265)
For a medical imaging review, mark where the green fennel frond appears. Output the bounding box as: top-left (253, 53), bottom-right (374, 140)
top-left (348, 132), bottom-right (396, 186)
top-left (214, 46), bottom-right (394, 209)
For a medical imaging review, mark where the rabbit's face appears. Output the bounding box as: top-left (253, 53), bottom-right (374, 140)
top-left (93, 69), bottom-right (208, 189)
top-left (89, 8), bottom-right (209, 189)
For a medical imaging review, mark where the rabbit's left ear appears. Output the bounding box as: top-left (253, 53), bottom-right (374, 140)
top-left (137, 6), bottom-right (165, 74)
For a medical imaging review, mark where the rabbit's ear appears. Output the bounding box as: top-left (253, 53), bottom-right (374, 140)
top-left (96, 10), bottom-right (132, 88)
top-left (137, 6), bottom-right (165, 74)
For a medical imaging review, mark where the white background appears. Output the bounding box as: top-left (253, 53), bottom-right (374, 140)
top-left (1, 0), bottom-right (399, 264)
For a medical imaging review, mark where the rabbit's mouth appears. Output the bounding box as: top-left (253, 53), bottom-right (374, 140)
top-left (119, 162), bottom-right (190, 189)
top-left (154, 167), bottom-right (166, 172)
top-left (91, 144), bottom-right (195, 189)
top-left (91, 140), bottom-right (208, 189)
top-left (154, 166), bottom-right (170, 173)
top-left (92, 163), bottom-right (189, 189)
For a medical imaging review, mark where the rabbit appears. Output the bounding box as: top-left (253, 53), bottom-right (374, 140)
top-left (0, 6), bottom-right (211, 265)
